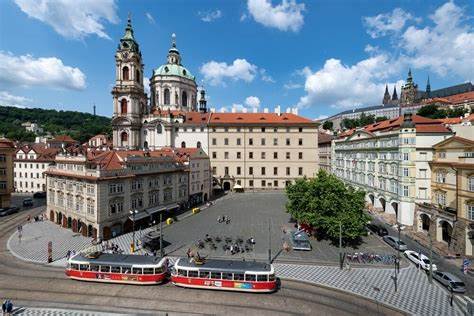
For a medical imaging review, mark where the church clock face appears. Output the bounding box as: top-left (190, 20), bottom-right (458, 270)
top-left (122, 52), bottom-right (129, 59)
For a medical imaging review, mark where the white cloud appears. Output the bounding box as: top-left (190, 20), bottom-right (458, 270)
top-left (240, 13), bottom-right (248, 22)
top-left (247, 0), bottom-right (305, 32)
top-left (200, 59), bottom-right (258, 86)
top-left (198, 9), bottom-right (222, 22)
top-left (259, 69), bottom-right (275, 83)
top-left (398, 2), bottom-right (474, 80)
top-left (0, 51), bottom-right (86, 90)
top-left (284, 82), bottom-right (303, 89)
top-left (315, 114), bottom-right (328, 120)
top-left (364, 8), bottom-right (415, 38)
top-left (146, 12), bottom-right (156, 24)
top-left (0, 91), bottom-right (32, 108)
top-left (245, 96), bottom-right (261, 108)
top-left (296, 55), bottom-right (403, 109)
top-left (14, 0), bottom-right (119, 40)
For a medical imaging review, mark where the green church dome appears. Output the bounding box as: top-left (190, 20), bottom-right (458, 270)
top-left (154, 64), bottom-right (195, 81)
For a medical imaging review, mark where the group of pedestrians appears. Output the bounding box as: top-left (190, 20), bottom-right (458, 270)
top-left (1, 299), bottom-right (13, 315)
top-left (217, 215), bottom-right (231, 224)
top-left (101, 241), bottom-right (123, 254)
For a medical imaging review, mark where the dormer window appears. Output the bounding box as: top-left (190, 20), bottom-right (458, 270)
top-left (164, 66), bottom-right (169, 73)
top-left (183, 69), bottom-right (187, 76)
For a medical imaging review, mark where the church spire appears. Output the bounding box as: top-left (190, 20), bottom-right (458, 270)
top-left (382, 84), bottom-right (391, 105)
top-left (406, 68), bottom-right (413, 86)
top-left (426, 76), bottom-right (431, 97)
top-left (392, 85), bottom-right (398, 100)
top-left (167, 33), bottom-right (181, 65)
top-left (119, 13), bottom-right (139, 53)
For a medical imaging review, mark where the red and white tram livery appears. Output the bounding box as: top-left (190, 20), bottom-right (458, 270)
top-left (171, 258), bottom-right (277, 293)
top-left (66, 252), bottom-right (168, 285)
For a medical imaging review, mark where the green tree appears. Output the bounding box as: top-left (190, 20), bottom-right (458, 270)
top-left (286, 170), bottom-right (370, 242)
top-left (375, 116), bottom-right (388, 122)
top-left (341, 118), bottom-right (357, 129)
top-left (322, 121), bottom-right (333, 130)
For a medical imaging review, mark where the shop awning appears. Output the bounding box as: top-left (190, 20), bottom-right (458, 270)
top-left (129, 203), bottom-right (180, 221)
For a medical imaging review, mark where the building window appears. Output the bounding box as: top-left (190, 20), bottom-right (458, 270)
top-left (436, 192), bottom-right (446, 206)
top-left (181, 141), bottom-right (186, 148)
top-left (403, 168), bottom-right (409, 177)
top-left (212, 138), bottom-right (216, 145)
top-left (286, 152), bottom-right (290, 159)
top-left (261, 180), bottom-right (266, 187)
top-left (261, 167), bottom-right (266, 175)
top-left (164, 88), bottom-right (170, 105)
top-left (224, 167), bottom-right (229, 175)
top-left (403, 153), bottom-right (409, 161)
top-left (467, 204), bottom-right (474, 221)
top-left (436, 172), bottom-right (446, 183)
top-left (273, 128), bottom-right (278, 132)
top-left (273, 138), bottom-right (278, 146)
top-left (299, 127), bottom-right (303, 132)
top-left (237, 138), bottom-right (241, 146)
top-left (273, 152), bottom-right (278, 159)
top-left (212, 167), bottom-right (217, 175)
top-left (249, 167), bottom-right (253, 175)
top-left (419, 169), bottom-right (427, 178)
top-left (261, 127), bottom-right (265, 132)
top-left (273, 167), bottom-right (278, 175)
top-left (274, 180), bottom-right (278, 187)
top-left (249, 138), bottom-right (253, 145)
top-left (197, 141), bottom-right (201, 148)
top-left (419, 188), bottom-right (427, 199)
top-left (298, 152), bottom-right (303, 160)
top-left (237, 152), bottom-right (241, 159)
top-left (249, 180), bottom-right (254, 187)
top-left (181, 91), bottom-right (188, 107)
top-left (286, 138), bottom-right (290, 146)
top-left (298, 138), bottom-right (303, 146)
top-left (120, 99), bottom-right (127, 114)
top-left (237, 167), bottom-right (241, 175)
top-left (261, 152), bottom-right (266, 159)
top-left (122, 66), bottom-right (129, 80)
top-left (261, 138), bottom-right (266, 146)
top-left (249, 152), bottom-right (253, 159)
top-left (298, 167), bottom-right (303, 176)
top-left (224, 138), bottom-right (229, 145)
top-left (224, 127), bottom-right (229, 132)
top-left (438, 151), bottom-right (446, 158)
top-left (468, 177), bottom-right (474, 192)
top-left (286, 167), bottom-right (291, 176)
top-left (224, 152), bottom-right (229, 159)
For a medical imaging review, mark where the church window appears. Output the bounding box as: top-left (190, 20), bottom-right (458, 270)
top-left (143, 141), bottom-right (148, 149)
top-left (122, 66), bottom-right (129, 80)
top-left (136, 69), bottom-right (140, 83)
top-left (197, 141), bottom-right (201, 148)
top-left (157, 125), bottom-right (162, 134)
top-left (164, 89), bottom-right (170, 105)
top-left (120, 99), bottom-right (127, 114)
top-left (120, 132), bottom-right (128, 143)
top-left (182, 91), bottom-right (188, 107)
top-left (181, 141), bottom-right (186, 148)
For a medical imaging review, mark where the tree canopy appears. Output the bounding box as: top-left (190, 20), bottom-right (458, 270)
top-left (0, 106), bottom-right (111, 143)
top-left (285, 170), bottom-right (370, 242)
top-left (417, 104), bottom-right (468, 119)
top-left (322, 120), bottom-right (333, 131)
top-left (341, 113), bottom-right (387, 130)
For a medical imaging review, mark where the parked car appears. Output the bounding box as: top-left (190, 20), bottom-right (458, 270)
top-left (0, 207), bottom-right (19, 217)
top-left (22, 198), bottom-right (34, 207)
top-left (367, 223), bottom-right (389, 236)
top-left (433, 271), bottom-right (466, 293)
top-left (33, 191), bottom-right (46, 198)
top-left (383, 235), bottom-right (407, 251)
top-left (404, 250), bottom-right (437, 271)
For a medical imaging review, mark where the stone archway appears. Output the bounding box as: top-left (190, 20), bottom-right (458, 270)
top-left (67, 217), bottom-right (72, 229)
top-left (420, 213), bottom-right (430, 232)
top-left (123, 219), bottom-right (133, 233)
top-left (72, 219), bottom-right (78, 233)
top-left (379, 197), bottom-right (386, 212)
top-left (204, 193), bottom-right (208, 202)
top-left (223, 181), bottom-right (231, 191)
top-left (87, 224), bottom-right (93, 238)
top-left (368, 194), bottom-right (375, 206)
top-left (439, 220), bottom-right (453, 245)
top-left (49, 210), bottom-right (54, 222)
top-left (103, 226), bottom-right (111, 240)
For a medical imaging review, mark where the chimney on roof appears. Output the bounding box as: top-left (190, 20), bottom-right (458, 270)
top-left (263, 108), bottom-right (269, 113)
top-left (292, 108), bottom-right (298, 115)
top-left (253, 107), bottom-right (258, 113)
top-left (242, 108), bottom-right (248, 113)
top-left (231, 107), bottom-right (236, 113)
top-left (286, 108), bottom-right (291, 113)
top-left (274, 105), bottom-right (281, 115)
top-left (210, 107), bottom-right (216, 113)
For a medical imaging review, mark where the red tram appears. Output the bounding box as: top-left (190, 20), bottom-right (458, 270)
top-left (66, 252), bottom-right (168, 285)
top-left (171, 258), bottom-right (277, 293)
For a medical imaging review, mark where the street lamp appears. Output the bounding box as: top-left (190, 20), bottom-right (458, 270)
top-left (129, 209), bottom-right (138, 252)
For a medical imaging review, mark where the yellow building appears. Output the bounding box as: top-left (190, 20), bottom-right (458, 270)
top-left (415, 136), bottom-right (474, 256)
top-left (0, 138), bottom-right (15, 208)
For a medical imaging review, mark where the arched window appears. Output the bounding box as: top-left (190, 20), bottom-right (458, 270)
top-left (182, 91), bottom-right (188, 107)
top-left (143, 141), bottom-right (148, 149)
top-left (120, 99), bottom-right (127, 114)
top-left (197, 141), bottom-right (201, 148)
top-left (136, 69), bottom-right (140, 83)
top-left (157, 124), bottom-right (162, 134)
top-left (164, 88), bottom-right (170, 105)
top-left (120, 132), bottom-right (128, 143)
top-left (122, 66), bottom-right (129, 80)
top-left (181, 141), bottom-right (186, 148)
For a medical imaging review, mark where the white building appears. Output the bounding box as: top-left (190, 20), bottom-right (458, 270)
top-left (22, 122), bottom-right (43, 134)
top-left (332, 114), bottom-right (452, 226)
top-left (14, 144), bottom-right (59, 193)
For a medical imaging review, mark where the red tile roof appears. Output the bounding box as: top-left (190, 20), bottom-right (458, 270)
top-left (209, 112), bottom-right (314, 125)
top-left (183, 112), bottom-right (211, 125)
top-left (49, 135), bottom-right (76, 143)
top-left (0, 138), bottom-right (15, 149)
top-left (444, 91), bottom-right (474, 104)
top-left (318, 132), bottom-right (334, 144)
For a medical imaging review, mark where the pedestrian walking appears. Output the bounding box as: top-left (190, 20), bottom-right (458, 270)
top-left (66, 250), bottom-right (71, 260)
top-left (6, 300), bottom-right (12, 315)
top-left (2, 300), bottom-right (6, 315)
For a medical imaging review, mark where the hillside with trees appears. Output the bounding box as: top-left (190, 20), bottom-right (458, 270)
top-left (341, 113), bottom-right (388, 130)
top-left (0, 106), bottom-right (111, 143)
top-left (416, 104), bottom-right (469, 119)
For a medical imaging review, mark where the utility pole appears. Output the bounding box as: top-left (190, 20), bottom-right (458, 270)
top-left (160, 212), bottom-right (164, 257)
top-left (429, 232), bottom-right (433, 284)
top-left (397, 221), bottom-right (401, 274)
top-left (268, 220), bottom-right (271, 264)
top-left (339, 221), bottom-right (343, 270)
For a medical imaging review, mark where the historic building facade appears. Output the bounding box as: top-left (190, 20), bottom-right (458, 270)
top-left (332, 114), bottom-right (452, 226)
top-left (46, 149), bottom-right (192, 239)
top-left (414, 136), bottom-right (474, 256)
top-left (318, 132), bottom-right (333, 173)
top-left (0, 138), bottom-right (15, 208)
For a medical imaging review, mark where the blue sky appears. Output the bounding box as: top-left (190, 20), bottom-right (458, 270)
top-left (0, 0), bottom-right (473, 119)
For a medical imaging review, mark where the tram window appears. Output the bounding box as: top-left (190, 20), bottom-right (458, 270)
top-left (210, 272), bottom-right (221, 279)
top-left (110, 266), bottom-right (121, 273)
top-left (178, 269), bottom-right (187, 277)
top-left (143, 268), bottom-right (154, 275)
top-left (269, 274), bottom-right (275, 281)
top-left (90, 264), bottom-right (100, 272)
top-left (188, 270), bottom-right (199, 278)
top-left (132, 268), bottom-right (142, 274)
top-left (245, 274), bottom-right (256, 281)
top-left (122, 268), bottom-right (131, 274)
top-left (154, 267), bottom-right (163, 274)
top-left (222, 273), bottom-right (233, 280)
top-left (79, 264), bottom-right (89, 271)
top-left (100, 266), bottom-right (110, 273)
top-left (70, 263), bottom-right (79, 270)
top-left (199, 271), bottom-right (210, 279)
top-left (257, 275), bottom-right (268, 282)
top-left (234, 273), bottom-right (245, 281)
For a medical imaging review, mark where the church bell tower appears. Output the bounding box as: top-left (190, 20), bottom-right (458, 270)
top-left (111, 14), bottom-right (147, 149)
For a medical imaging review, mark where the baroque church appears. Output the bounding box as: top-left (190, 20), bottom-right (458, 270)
top-left (111, 17), bottom-right (209, 151)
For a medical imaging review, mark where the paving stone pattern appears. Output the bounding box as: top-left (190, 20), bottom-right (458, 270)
top-left (11, 307), bottom-right (128, 316)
